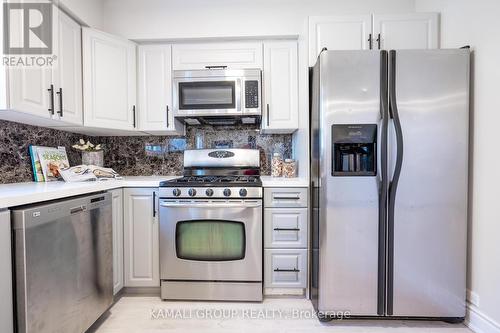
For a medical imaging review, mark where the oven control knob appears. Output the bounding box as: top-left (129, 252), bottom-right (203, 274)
top-left (188, 188), bottom-right (197, 197)
top-left (172, 188), bottom-right (181, 197)
top-left (223, 188), bottom-right (232, 197)
top-left (205, 189), bottom-right (214, 197)
top-left (239, 188), bottom-right (248, 197)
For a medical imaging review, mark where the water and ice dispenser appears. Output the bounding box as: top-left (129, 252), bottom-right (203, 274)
top-left (332, 124), bottom-right (377, 176)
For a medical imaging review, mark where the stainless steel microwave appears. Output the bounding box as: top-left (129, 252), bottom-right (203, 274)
top-left (173, 69), bottom-right (261, 125)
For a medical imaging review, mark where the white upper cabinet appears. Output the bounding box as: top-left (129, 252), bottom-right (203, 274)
top-left (372, 13), bottom-right (439, 50)
top-left (53, 8), bottom-right (83, 126)
top-left (6, 4), bottom-right (56, 121)
top-left (5, 6), bottom-right (83, 126)
top-left (309, 13), bottom-right (439, 65)
top-left (309, 15), bottom-right (372, 65)
top-left (137, 45), bottom-right (183, 134)
top-left (172, 42), bottom-right (263, 70)
top-left (82, 28), bottom-right (137, 131)
top-left (262, 41), bottom-right (298, 134)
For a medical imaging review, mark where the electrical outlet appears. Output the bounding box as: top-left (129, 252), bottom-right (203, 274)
top-left (467, 289), bottom-right (480, 307)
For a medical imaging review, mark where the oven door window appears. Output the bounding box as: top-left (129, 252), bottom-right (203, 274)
top-left (179, 81), bottom-right (236, 110)
top-left (175, 220), bottom-right (246, 261)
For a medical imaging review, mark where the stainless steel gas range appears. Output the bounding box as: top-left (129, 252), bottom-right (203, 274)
top-left (159, 149), bottom-right (263, 301)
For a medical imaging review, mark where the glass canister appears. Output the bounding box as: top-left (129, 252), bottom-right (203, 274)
top-left (282, 159), bottom-right (297, 178)
top-left (271, 152), bottom-right (283, 177)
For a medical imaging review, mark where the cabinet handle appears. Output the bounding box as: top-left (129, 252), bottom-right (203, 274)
top-left (266, 104), bottom-right (270, 127)
top-left (274, 268), bottom-right (300, 273)
top-left (132, 105), bottom-right (136, 128)
top-left (273, 196), bottom-right (300, 200)
top-left (368, 33), bottom-right (373, 49)
top-left (376, 33), bottom-right (381, 49)
top-left (205, 65), bottom-right (227, 69)
top-left (48, 84), bottom-right (55, 115)
top-left (273, 228), bottom-right (300, 231)
top-left (56, 88), bottom-right (63, 117)
top-left (166, 105), bottom-right (170, 128)
top-left (153, 191), bottom-right (156, 218)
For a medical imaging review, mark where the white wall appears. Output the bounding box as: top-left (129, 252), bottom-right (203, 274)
top-left (54, 0), bottom-right (104, 29)
top-left (101, 0), bottom-right (415, 40)
top-left (416, 1), bottom-right (500, 332)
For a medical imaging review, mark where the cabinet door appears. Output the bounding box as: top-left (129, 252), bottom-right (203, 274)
top-left (6, 5), bottom-right (55, 120)
top-left (0, 210), bottom-right (13, 333)
top-left (373, 13), bottom-right (439, 50)
top-left (137, 45), bottom-right (183, 134)
top-left (264, 249), bottom-right (307, 288)
top-left (262, 41), bottom-right (298, 133)
top-left (123, 188), bottom-right (159, 287)
top-left (309, 15), bottom-right (372, 65)
top-left (53, 7), bottom-right (83, 126)
top-left (264, 208), bottom-right (308, 248)
top-left (172, 42), bottom-right (263, 70)
top-left (82, 28), bottom-right (137, 130)
top-left (110, 189), bottom-right (124, 295)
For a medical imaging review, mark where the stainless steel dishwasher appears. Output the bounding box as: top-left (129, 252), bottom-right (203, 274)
top-left (12, 192), bottom-right (113, 333)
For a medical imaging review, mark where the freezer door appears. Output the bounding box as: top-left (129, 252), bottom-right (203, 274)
top-left (388, 50), bottom-right (469, 317)
top-left (317, 50), bottom-right (382, 316)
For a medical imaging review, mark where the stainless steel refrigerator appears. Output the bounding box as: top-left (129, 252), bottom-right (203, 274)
top-left (310, 49), bottom-right (469, 321)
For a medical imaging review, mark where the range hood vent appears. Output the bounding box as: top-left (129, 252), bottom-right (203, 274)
top-left (177, 116), bottom-right (261, 127)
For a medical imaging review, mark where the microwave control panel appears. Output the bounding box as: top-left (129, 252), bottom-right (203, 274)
top-left (244, 80), bottom-right (259, 109)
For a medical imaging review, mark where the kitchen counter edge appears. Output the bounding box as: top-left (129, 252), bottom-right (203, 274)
top-left (0, 176), bottom-right (309, 209)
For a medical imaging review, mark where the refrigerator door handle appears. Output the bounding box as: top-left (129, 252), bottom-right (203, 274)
top-left (377, 50), bottom-right (389, 316)
top-left (386, 50), bottom-right (404, 315)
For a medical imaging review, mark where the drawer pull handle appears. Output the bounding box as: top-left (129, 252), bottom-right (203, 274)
top-left (273, 228), bottom-right (300, 231)
top-left (274, 268), bottom-right (300, 273)
top-left (273, 196), bottom-right (300, 200)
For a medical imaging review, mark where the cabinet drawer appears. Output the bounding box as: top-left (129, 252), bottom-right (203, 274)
top-left (172, 42), bottom-right (263, 70)
top-left (265, 208), bottom-right (307, 248)
top-left (264, 188), bottom-right (308, 207)
top-left (264, 249), bottom-right (307, 288)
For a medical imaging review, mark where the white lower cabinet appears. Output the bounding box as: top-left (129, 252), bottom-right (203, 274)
top-left (264, 249), bottom-right (307, 288)
top-left (0, 210), bottom-right (13, 333)
top-left (264, 208), bottom-right (307, 248)
top-left (123, 188), bottom-right (160, 287)
top-left (110, 189), bottom-right (124, 295)
top-left (264, 187), bottom-right (308, 295)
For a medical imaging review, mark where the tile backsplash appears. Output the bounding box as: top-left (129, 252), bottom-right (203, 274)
top-left (0, 120), bottom-right (293, 184)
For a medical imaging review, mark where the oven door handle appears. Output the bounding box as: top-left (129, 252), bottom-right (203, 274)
top-left (160, 202), bottom-right (262, 209)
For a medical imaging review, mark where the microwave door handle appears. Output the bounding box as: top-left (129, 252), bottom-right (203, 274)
top-left (237, 78), bottom-right (243, 112)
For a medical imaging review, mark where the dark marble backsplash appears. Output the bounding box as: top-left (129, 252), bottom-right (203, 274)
top-left (0, 120), bottom-right (292, 184)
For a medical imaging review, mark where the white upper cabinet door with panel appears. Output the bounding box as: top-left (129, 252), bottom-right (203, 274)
top-left (309, 15), bottom-right (372, 65)
top-left (7, 5), bottom-right (54, 121)
top-left (262, 41), bottom-right (298, 133)
top-left (138, 45), bottom-right (183, 134)
top-left (123, 188), bottom-right (160, 287)
top-left (373, 13), bottom-right (439, 50)
top-left (172, 42), bottom-right (263, 70)
top-left (83, 28), bottom-right (137, 130)
top-left (53, 7), bottom-right (83, 126)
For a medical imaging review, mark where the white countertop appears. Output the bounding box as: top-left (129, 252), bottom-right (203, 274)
top-left (0, 176), bottom-right (308, 209)
top-left (259, 176), bottom-right (309, 188)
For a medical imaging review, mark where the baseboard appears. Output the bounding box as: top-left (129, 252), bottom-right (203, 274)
top-left (466, 302), bottom-right (500, 333)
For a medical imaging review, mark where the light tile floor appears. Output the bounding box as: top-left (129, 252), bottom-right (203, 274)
top-left (92, 297), bottom-right (473, 333)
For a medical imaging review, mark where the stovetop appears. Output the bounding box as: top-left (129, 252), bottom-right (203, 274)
top-left (160, 175), bottom-right (262, 187)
